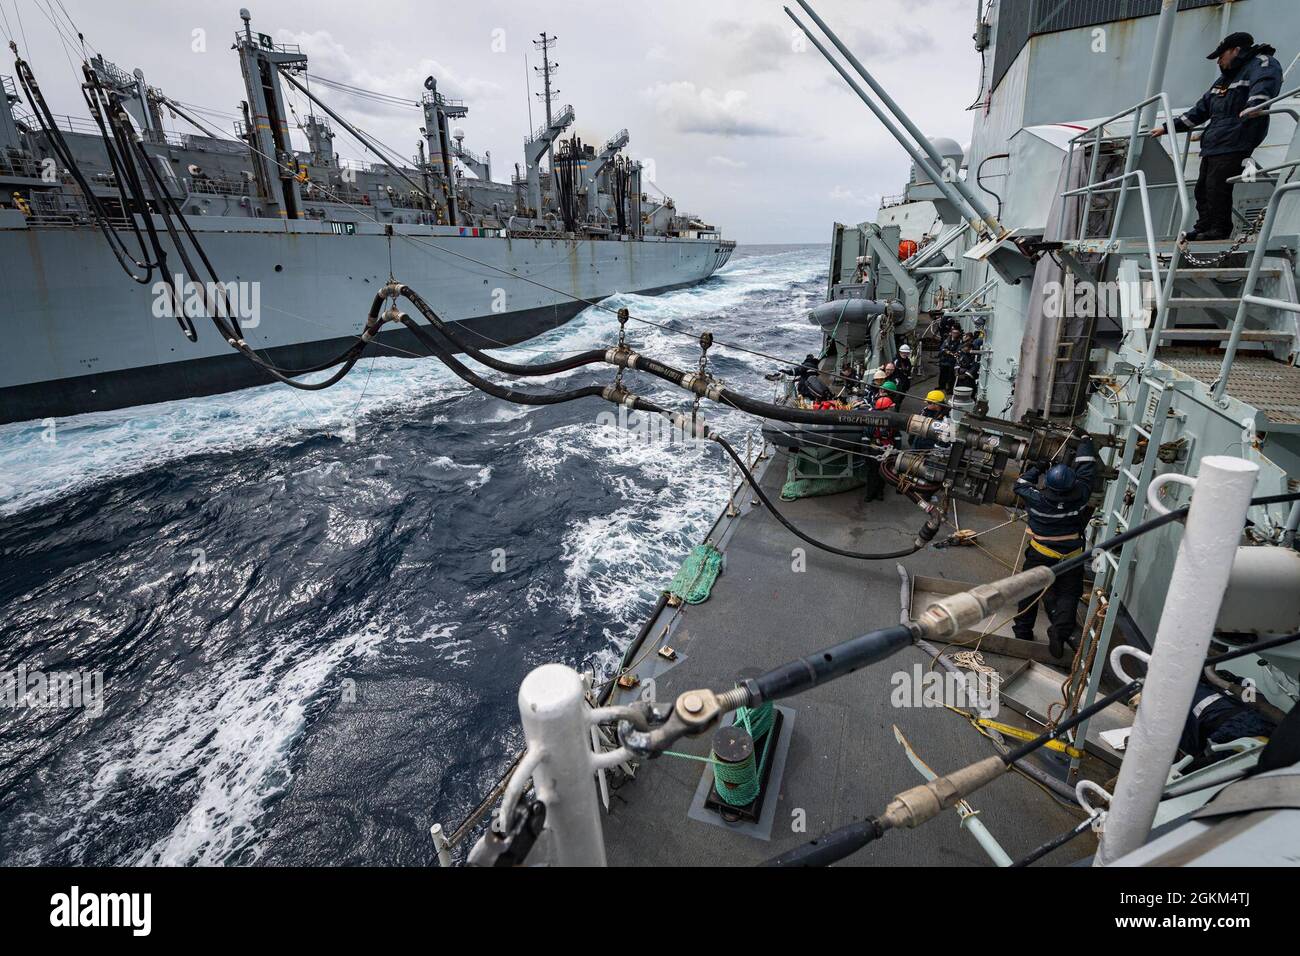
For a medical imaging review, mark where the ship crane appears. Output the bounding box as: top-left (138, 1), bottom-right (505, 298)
top-left (86, 55), bottom-right (167, 145)
top-left (583, 128), bottom-right (628, 221)
top-left (522, 102), bottom-right (574, 217)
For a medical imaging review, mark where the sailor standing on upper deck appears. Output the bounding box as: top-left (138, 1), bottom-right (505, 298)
top-left (1150, 31), bottom-right (1282, 241)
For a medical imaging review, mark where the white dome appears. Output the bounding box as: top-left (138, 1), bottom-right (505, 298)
top-left (912, 137), bottom-right (966, 184)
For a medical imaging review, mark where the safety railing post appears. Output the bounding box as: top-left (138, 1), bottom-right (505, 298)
top-left (430, 823), bottom-right (453, 866)
top-left (515, 664), bottom-right (609, 866)
top-left (1095, 456), bottom-right (1259, 865)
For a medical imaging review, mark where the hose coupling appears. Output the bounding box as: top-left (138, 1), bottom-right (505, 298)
top-left (914, 565), bottom-right (1055, 639)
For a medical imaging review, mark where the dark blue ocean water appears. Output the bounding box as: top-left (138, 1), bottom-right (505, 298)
top-left (0, 244), bottom-right (827, 864)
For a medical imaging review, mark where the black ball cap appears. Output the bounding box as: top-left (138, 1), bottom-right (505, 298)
top-left (1208, 31), bottom-right (1254, 59)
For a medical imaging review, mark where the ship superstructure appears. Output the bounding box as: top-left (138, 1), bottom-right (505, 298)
top-left (443, 0), bottom-right (1300, 868)
top-left (0, 9), bottom-right (732, 423)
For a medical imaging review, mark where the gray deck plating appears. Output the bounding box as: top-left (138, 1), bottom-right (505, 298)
top-left (603, 446), bottom-right (1097, 867)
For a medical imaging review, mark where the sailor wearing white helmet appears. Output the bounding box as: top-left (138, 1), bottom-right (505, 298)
top-left (894, 343), bottom-right (914, 395)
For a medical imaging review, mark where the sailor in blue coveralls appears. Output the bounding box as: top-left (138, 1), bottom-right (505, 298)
top-left (1011, 439), bottom-right (1098, 658)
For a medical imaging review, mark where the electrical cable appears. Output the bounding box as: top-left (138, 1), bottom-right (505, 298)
top-left (975, 152), bottom-right (1008, 220)
top-left (1055, 491), bottom-right (1300, 578)
top-left (1010, 816), bottom-right (1095, 868)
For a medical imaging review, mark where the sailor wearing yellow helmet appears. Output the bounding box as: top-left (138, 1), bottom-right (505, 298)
top-left (910, 389), bottom-right (949, 451)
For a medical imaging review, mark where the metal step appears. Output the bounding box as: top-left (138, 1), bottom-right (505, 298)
top-left (1141, 266), bottom-right (1283, 280)
top-left (1157, 329), bottom-right (1292, 342)
top-left (1166, 296), bottom-right (1243, 309)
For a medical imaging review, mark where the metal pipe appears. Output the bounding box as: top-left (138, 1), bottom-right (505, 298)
top-left (1096, 456), bottom-right (1259, 865)
top-left (1285, 500), bottom-right (1300, 548)
top-left (909, 222), bottom-right (969, 268)
top-left (950, 277), bottom-right (997, 315)
top-left (514, 664), bottom-right (609, 866)
top-left (1139, 0), bottom-right (1179, 130)
top-left (783, 7), bottom-right (987, 237)
top-left (1213, 181), bottom-right (1300, 401)
top-left (795, 0), bottom-right (1005, 236)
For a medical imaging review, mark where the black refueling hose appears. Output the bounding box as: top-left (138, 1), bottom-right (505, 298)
top-left (399, 285), bottom-right (610, 376)
top-left (400, 315), bottom-right (608, 406)
top-left (399, 282), bottom-right (923, 434)
top-left (748, 623), bottom-right (917, 703)
top-left (712, 433), bottom-right (941, 561)
top-left (13, 53), bottom-right (159, 285)
top-left (397, 311), bottom-right (670, 413)
top-left (396, 285), bottom-right (947, 562)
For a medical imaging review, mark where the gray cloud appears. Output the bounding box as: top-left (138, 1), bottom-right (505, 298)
top-left (13, 0), bottom-right (983, 242)
top-left (641, 81), bottom-right (788, 138)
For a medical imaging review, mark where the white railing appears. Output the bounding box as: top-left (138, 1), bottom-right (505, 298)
top-left (1060, 92), bottom-right (1193, 246)
top-left (1212, 179), bottom-right (1300, 400)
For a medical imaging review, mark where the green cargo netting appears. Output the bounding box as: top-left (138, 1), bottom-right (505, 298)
top-left (780, 456), bottom-right (866, 501)
top-left (668, 543), bottom-right (724, 604)
top-left (781, 474), bottom-right (867, 500)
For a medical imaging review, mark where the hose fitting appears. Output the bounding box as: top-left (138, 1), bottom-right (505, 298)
top-left (914, 565), bottom-right (1055, 639)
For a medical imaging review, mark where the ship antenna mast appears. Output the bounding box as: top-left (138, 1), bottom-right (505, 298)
top-left (533, 33), bottom-right (558, 132)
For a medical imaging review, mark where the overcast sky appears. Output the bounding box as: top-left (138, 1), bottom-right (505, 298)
top-left (11, 0), bottom-right (981, 243)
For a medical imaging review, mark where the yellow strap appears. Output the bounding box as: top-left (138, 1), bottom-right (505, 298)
top-left (1029, 538), bottom-right (1082, 561)
top-left (976, 718), bottom-right (1085, 759)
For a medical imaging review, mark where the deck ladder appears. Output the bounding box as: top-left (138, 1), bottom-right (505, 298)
top-left (1068, 370), bottom-right (1183, 778)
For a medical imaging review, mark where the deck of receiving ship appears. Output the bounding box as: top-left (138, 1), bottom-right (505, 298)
top-left (600, 441), bottom-right (1098, 867)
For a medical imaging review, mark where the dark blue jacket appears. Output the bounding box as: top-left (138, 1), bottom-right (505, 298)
top-left (1014, 439), bottom-right (1098, 541)
top-left (1176, 45), bottom-right (1283, 158)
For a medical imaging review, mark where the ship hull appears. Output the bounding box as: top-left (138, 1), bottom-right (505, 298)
top-left (0, 216), bottom-right (733, 423)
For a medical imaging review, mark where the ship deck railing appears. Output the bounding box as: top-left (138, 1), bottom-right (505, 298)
top-left (1061, 92), bottom-right (1193, 249)
top-left (190, 177), bottom-right (251, 197)
top-left (529, 104), bottom-right (575, 144)
top-left (1208, 179), bottom-right (1300, 400)
top-left (234, 34), bottom-right (302, 56)
top-left (0, 151), bottom-right (43, 179)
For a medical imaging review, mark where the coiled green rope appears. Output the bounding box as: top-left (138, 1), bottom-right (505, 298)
top-left (713, 746), bottom-right (761, 806)
top-left (711, 700), bottom-right (777, 807)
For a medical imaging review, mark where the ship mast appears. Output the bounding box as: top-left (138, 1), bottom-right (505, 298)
top-left (233, 8), bottom-right (308, 220)
top-left (533, 33), bottom-right (558, 133)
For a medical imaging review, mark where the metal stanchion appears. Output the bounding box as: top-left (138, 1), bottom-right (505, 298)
top-left (514, 664), bottom-right (609, 866)
top-left (1095, 456), bottom-right (1259, 865)
top-left (430, 823), bottom-right (452, 867)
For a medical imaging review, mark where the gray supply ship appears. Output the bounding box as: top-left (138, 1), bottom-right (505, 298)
top-left (0, 10), bottom-right (732, 424)
top-left (444, 0), bottom-right (1300, 868)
